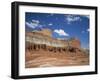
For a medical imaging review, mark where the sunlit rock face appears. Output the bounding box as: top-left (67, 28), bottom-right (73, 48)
top-left (25, 29), bottom-right (81, 48)
top-left (67, 38), bottom-right (81, 49)
top-left (25, 29), bottom-right (89, 68)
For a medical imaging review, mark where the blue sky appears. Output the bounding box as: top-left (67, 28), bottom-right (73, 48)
top-left (25, 12), bottom-right (89, 49)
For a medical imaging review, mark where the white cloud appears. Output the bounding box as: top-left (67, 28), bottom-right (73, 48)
top-left (31, 19), bottom-right (40, 26)
top-left (87, 28), bottom-right (90, 32)
top-left (38, 25), bottom-right (43, 28)
top-left (26, 19), bottom-right (43, 29)
top-left (54, 29), bottom-right (69, 36)
top-left (48, 23), bottom-right (53, 26)
top-left (81, 28), bottom-right (89, 34)
top-left (65, 15), bottom-right (81, 24)
top-left (26, 22), bottom-right (36, 29)
top-left (82, 31), bottom-right (85, 33)
top-left (32, 19), bottom-right (39, 24)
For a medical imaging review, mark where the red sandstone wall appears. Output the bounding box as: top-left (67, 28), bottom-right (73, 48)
top-left (68, 38), bottom-right (81, 48)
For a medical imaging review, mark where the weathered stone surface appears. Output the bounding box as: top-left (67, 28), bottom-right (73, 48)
top-left (25, 30), bottom-right (89, 68)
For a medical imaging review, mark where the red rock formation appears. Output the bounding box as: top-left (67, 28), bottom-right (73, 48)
top-left (25, 30), bottom-right (89, 68)
top-left (67, 38), bottom-right (81, 49)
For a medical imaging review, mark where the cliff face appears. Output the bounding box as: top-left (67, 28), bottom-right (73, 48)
top-left (25, 29), bottom-right (89, 68)
top-left (67, 38), bottom-right (81, 49)
top-left (26, 31), bottom-right (81, 49)
top-left (36, 29), bottom-right (53, 37)
top-left (26, 31), bottom-right (68, 47)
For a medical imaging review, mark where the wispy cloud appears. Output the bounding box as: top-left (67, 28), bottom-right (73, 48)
top-left (81, 28), bottom-right (90, 34)
top-left (32, 20), bottom-right (39, 24)
top-left (65, 15), bottom-right (81, 24)
top-left (26, 22), bottom-right (36, 29)
top-left (26, 19), bottom-right (43, 29)
top-left (87, 28), bottom-right (90, 32)
top-left (48, 23), bottom-right (53, 26)
top-left (54, 29), bottom-right (69, 36)
top-left (81, 31), bottom-right (85, 33)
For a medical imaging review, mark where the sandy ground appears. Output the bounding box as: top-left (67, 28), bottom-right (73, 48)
top-left (25, 49), bottom-right (89, 68)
